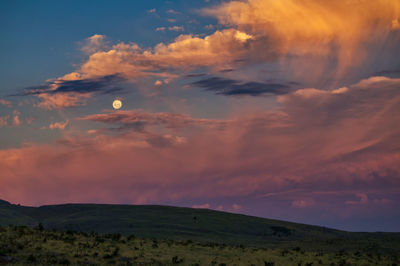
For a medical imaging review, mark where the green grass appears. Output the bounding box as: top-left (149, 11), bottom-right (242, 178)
top-left (1, 226), bottom-right (399, 265)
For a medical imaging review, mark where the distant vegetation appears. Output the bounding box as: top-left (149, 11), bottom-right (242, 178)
top-left (1, 200), bottom-right (400, 265)
top-left (1, 225), bottom-right (399, 265)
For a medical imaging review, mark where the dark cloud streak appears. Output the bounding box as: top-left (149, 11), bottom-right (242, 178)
top-left (11, 74), bottom-right (125, 97)
top-left (191, 76), bottom-right (291, 96)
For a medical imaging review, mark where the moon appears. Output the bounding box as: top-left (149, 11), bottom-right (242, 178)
top-left (112, 99), bottom-right (122, 110)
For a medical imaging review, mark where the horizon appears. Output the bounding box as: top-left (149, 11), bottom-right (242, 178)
top-left (1, 0), bottom-right (400, 232)
top-left (2, 198), bottom-right (394, 233)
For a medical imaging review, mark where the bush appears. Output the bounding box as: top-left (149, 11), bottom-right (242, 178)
top-left (37, 223), bottom-right (44, 231)
top-left (26, 254), bottom-right (36, 263)
top-left (172, 255), bottom-right (184, 264)
top-left (59, 258), bottom-right (70, 265)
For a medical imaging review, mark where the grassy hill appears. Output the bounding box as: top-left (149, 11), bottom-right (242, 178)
top-left (1, 200), bottom-right (400, 254)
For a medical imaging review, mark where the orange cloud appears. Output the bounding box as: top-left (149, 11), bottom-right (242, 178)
top-left (48, 120), bottom-right (69, 130)
top-left (192, 203), bottom-right (210, 209)
top-left (13, 115), bottom-right (21, 127)
top-left (204, 0), bottom-right (400, 74)
top-left (0, 99), bottom-right (12, 108)
top-left (63, 29), bottom-right (253, 82)
top-left (35, 92), bottom-right (92, 110)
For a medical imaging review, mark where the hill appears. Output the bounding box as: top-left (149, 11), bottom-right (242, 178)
top-left (1, 200), bottom-right (400, 254)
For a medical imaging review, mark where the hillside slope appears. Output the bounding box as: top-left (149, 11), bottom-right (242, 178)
top-left (1, 200), bottom-right (399, 252)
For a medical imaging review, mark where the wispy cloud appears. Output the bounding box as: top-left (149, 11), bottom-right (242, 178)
top-left (78, 109), bottom-right (229, 132)
top-left (168, 26), bottom-right (184, 32)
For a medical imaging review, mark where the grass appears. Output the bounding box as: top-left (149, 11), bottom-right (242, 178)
top-left (1, 225), bottom-right (399, 265)
top-left (1, 200), bottom-right (400, 265)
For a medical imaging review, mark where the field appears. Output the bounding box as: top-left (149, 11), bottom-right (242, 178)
top-left (1, 200), bottom-right (400, 265)
top-left (1, 226), bottom-right (399, 265)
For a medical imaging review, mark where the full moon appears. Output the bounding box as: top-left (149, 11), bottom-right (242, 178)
top-left (112, 99), bottom-right (122, 109)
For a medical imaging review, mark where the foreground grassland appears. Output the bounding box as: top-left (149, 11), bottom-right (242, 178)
top-left (1, 226), bottom-right (399, 266)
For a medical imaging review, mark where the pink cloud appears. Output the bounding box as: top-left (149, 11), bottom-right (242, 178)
top-left (0, 99), bottom-right (12, 108)
top-left (192, 203), bottom-right (210, 209)
top-left (35, 92), bottom-right (92, 110)
top-left (0, 115), bottom-right (10, 127)
top-left (0, 76), bottom-right (399, 221)
top-left (345, 193), bottom-right (368, 205)
top-left (78, 109), bottom-right (229, 131)
top-left (48, 120), bottom-right (69, 130)
top-left (13, 115), bottom-right (21, 127)
top-left (292, 199), bottom-right (315, 208)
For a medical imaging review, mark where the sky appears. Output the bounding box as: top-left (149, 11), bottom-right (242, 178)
top-left (1, 0), bottom-right (400, 232)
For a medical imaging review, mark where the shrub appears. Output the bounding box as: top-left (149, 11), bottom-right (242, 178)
top-left (59, 258), bottom-right (70, 265)
top-left (270, 226), bottom-right (291, 236)
top-left (26, 254), bottom-right (36, 263)
top-left (172, 255), bottom-right (184, 264)
top-left (37, 223), bottom-right (44, 232)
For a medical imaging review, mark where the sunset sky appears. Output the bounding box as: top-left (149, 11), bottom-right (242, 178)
top-left (1, 0), bottom-right (400, 231)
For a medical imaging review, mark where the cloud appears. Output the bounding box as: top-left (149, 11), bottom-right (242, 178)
top-left (81, 34), bottom-right (109, 55)
top-left (26, 0), bottom-right (398, 102)
top-left (15, 74), bottom-right (124, 109)
top-left (156, 27), bottom-right (166, 32)
top-left (18, 74), bottom-right (123, 96)
top-left (345, 193), bottom-right (368, 205)
top-left (166, 9), bottom-right (181, 15)
top-left (232, 203), bottom-right (242, 210)
top-left (48, 120), bottom-right (69, 130)
top-left (0, 116), bottom-right (9, 127)
top-left (0, 76), bottom-right (399, 228)
top-left (191, 76), bottom-right (291, 96)
top-left (35, 92), bottom-right (92, 110)
top-left (192, 203), bottom-right (210, 209)
top-left (78, 109), bottom-right (229, 132)
top-left (0, 99), bottom-right (12, 108)
top-left (147, 8), bottom-right (156, 13)
top-left (12, 114), bottom-right (21, 127)
top-left (292, 199), bottom-right (314, 208)
top-left (154, 80), bottom-right (163, 87)
top-left (392, 19), bottom-right (400, 30)
top-left (0, 111), bottom-right (22, 127)
top-left (47, 29), bottom-right (253, 85)
top-left (203, 0), bottom-right (400, 73)
top-left (168, 26), bottom-right (184, 31)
